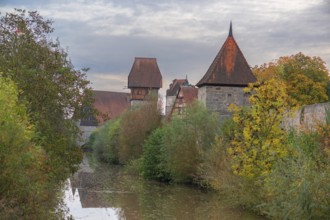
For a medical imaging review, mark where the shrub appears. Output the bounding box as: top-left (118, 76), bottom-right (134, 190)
top-left (162, 101), bottom-right (219, 183)
top-left (92, 118), bottom-right (121, 164)
top-left (84, 129), bottom-right (97, 150)
top-left (140, 128), bottom-right (170, 181)
top-left (118, 94), bottom-right (161, 164)
top-left (262, 130), bottom-right (330, 219)
top-left (198, 118), bottom-right (237, 189)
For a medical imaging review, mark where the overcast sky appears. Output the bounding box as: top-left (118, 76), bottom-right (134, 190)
top-left (1, 0), bottom-right (330, 99)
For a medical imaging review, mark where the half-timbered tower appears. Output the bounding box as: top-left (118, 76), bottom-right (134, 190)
top-left (128, 57), bottom-right (162, 105)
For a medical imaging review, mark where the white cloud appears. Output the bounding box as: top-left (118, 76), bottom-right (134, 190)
top-left (7, 0), bottom-right (324, 47)
top-left (87, 73), bottom-right (127, 91)
top-left (35, 0), bottom-right (323, 41)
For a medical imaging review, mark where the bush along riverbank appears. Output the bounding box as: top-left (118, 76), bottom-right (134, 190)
top-left (88, 89), bottom-right (330, 219)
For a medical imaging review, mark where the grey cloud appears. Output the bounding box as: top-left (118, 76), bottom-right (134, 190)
top-left (1, 0), bottom-right (330, 92)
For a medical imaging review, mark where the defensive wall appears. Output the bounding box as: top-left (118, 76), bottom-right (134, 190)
top-left (284, 102), bottom-right (330, 130)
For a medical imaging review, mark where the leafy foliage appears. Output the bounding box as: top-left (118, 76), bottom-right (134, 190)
top-left (140, 128), bottom-right (170, 181)
top-left (118, 94), bottom-right (161, 164)
top-left (161, 101), bottom-right (219, 183)
top-left (316, 107), bottom-right (330, 158)
top-left (0, 8), bottom-right (94, 218)
top-left (92, 118), bottom-right (121, 164)
top-left (262, 130), bottom-right (330, 219)
top-left (228, 78), bottom-right (290, 178)
top-left (0, 75), bottom-right (61, 219)
top-left (252, 52), bottom-right (330, 107)
top-left (0, 9), bottom-right (93, 180)
top-left (198, 118), bottom-right (237, 189)
top-left (88, 94), bottom-right (161, 166)
top-left (135, 101), bottom-right (220, 183)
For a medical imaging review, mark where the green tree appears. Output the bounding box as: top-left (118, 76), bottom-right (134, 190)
top-left (253, 52), bottom-right (330, 106)
top-left (0, 75), bottom-right (62, 219)
top-left (0, 9), bottom-right (93, 180)
top-left (140, 127), bottom-right (170, 181)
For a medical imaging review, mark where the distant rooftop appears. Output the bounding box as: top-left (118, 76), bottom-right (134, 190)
top-left (128, 57), bottom-right (162, 89)
top-left (80, 90), bottom-right (130, 126)
top-left (166, 78), bottom-right (189, 96)
top-left (178, 86), bottom-right (198, 104)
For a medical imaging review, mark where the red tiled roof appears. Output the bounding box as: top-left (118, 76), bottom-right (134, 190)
top-left (80, 90), bottom-right (129, 125)
top-left (166, 78), bottom-right (189, 96)
top-left (178, 86), bottom-right (198, 104)
top-left (196, 23), bottom-right (256, 87)
top-left (128, 57), bottom-right (162, 88)
top-left (93, 90), bottom-right (130, 121)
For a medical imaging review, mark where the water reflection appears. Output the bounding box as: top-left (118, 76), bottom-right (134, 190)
top-left (64, 180), bottom-right (121, 219)
top-left (63, 158), bottom-right (264, 220)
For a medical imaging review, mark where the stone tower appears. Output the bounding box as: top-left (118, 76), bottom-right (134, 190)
top-left (196, 23), bottom-right (256, 117)
top-left (128, 57), bottom-right (162, 105)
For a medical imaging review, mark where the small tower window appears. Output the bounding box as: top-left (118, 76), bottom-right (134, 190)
top-left (227, 93), bottom-right (233, 105)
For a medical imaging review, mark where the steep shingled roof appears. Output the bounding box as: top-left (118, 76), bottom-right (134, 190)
top-left (128, 57), bottom-right (162, 88)
top-left (196, 23), bottom-right (256, 87)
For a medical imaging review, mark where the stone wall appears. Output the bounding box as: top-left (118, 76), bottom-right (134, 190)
top-left (165, 95), bottom-right (175, 116)
top-left (198, 86), bottom-right (249, 117)
top-left (284, 102), bottom-right (330, 130)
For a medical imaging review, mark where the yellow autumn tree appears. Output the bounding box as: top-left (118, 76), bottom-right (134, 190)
top-left (252, 52), bottom-right (330, 107)
top-left (228, 78), bottom-right (290, 178)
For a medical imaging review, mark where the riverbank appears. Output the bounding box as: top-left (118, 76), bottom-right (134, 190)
top-left (63, 157), bottom-right (265, 220)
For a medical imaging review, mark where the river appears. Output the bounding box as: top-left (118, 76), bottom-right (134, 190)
top-left (62, 156), bottom-right (265, 220)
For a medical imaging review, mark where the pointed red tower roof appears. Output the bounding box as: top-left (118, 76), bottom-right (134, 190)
top-left (196, 23), bottom-right (256, 87)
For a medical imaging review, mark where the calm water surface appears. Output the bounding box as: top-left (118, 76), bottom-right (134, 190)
top-left (63, 157), bottom-right (264, 220)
